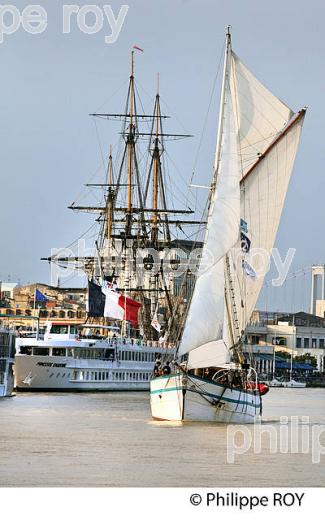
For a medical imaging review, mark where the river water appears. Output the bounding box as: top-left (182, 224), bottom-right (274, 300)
top-left (0, 389), bottom-right (324, 487)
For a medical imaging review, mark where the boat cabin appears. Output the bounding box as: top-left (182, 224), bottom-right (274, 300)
top-left (44, 321), bottom-right (80, 341)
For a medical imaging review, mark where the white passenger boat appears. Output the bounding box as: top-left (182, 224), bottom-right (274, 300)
top-left (0, 328), bottom-right (15, 397)
top-left (15, 322), bottom-right (174, 391)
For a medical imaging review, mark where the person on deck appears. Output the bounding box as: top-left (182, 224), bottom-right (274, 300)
top-left (163, 361), bottom-right (171, 375)
top-left (154, 361), bottom-right (162, 377)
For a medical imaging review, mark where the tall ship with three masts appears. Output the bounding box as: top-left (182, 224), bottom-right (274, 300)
top-left (150, 28), bottom-right (306, 423)
top-left (15, 49), bottom-right (205, 391)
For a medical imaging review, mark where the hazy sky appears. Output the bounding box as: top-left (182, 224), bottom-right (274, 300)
top-left (1, 0), bottom-right (324, 311)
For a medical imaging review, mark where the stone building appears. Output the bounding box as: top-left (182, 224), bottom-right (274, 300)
top-left (245, 311), bottom-right (325, 372)
top-left (0, 283), bottom-right (87, 329)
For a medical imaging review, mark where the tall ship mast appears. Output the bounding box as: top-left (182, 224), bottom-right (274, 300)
top-left (42, 49), bottom-right (205, 340)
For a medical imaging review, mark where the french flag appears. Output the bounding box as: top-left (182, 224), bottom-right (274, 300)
top-left (88, 280), bottom-right (141, 327)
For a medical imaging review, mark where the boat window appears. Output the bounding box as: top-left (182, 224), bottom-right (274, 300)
top-left (52, 348), bottom-right (66, 357)
top-left (33, 347), bottom-right (49, 356)
top-left (51, 325), bottom-right (68, 334)
top-left (20, 346), bottom-right (32, 355)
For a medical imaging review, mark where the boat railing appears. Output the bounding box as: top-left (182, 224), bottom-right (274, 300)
top-left (106, 338), bottom-right (176, 350)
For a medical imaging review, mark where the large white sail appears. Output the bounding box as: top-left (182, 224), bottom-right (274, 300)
top-left (228, 110), bottom-right (305, 336)
top-left (180, 41), bottom-right (305, 368)
top-left (230, 52), bottom-right (294, 175)
top-left (227, 51), bottom-right (305, 336)
top-left (178, 59), bottom-right (241, 358)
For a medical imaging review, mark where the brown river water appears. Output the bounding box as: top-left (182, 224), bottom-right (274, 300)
top-left (0, 388), bottom-right (324, 487)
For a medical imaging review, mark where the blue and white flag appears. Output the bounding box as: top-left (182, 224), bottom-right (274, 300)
top-left (242, 260), bottom-right (257, 280)
top-left (35, 288), bottom-right (48, 302)
top-left (240, 218), bottom-right (248, 233)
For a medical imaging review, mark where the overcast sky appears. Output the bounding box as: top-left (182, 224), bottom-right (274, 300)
top-left (1, 0), bottom-right (324, 311)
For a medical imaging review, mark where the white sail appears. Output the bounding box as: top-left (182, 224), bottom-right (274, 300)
top-left (228, 110), bottom-right (305, 334)
top-left (230, 52), bottom-right (294, 175)
top-left (179, 39), bottom-right (305, 368)
top-left (187, 340), bottom-right (230, 369)
top-left (178, 67), bottom-right (241, 358)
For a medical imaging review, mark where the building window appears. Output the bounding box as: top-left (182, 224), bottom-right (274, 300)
top-left (304, 338), bottom-right (310, 348)
top-left (296, 337), bottom-right (302, 348)
top-left (312, 338), bottom-right (317, 348)
top-left (319, 339), bottom-right (324, 348)
top-left (251, 335), bottom-right (260, 345)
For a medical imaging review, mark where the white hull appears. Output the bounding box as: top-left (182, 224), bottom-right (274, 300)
top-left (268, 379), bottom-right (283, 387)
top-left (0, 372), bottom-right (14, 397)
top-left (14, 322), bottom-right (175, 391)
top-left (15, 354), bottom-right (155, 391)
top-left (283, 379), bottom-right (306, 388)
top-left (0, 329), bottom-right (15, 397)
top-left (150, 373), bottom-right (261, 423)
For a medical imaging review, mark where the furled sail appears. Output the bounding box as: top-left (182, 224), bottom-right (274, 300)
top-left (178, 62), bottom-right (241, 358)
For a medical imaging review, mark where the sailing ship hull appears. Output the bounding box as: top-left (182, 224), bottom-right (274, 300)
top-left (150, 373), bottom-right (261, 423)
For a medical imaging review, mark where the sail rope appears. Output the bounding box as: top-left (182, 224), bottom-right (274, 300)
top-left (188, 42), bottom-right (225, 195)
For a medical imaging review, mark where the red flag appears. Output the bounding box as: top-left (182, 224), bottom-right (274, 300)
top-left (118, 294), bottom-right (142, 327)
top-left (133, 45), bottom-right (144, 52)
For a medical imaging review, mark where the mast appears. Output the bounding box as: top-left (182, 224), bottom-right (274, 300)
top-left (106, 145), bottom-right (114, 258)
top-left (152, 74), bottom-right (160, 244)
top-left (211, 26), bottom-right (232, 195)
top-left (127, 51), bottom-right (135, 216)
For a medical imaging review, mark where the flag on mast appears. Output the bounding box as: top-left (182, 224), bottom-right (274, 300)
top-left (88, 281), bottom-right (141, 327)
top-left (151, 307), bottom-right (161, 332)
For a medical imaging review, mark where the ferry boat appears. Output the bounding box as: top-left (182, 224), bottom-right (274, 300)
top-left (15, 321), bottom-right (174, 391)
top-left (0, 327), bottom-right (15, 397)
